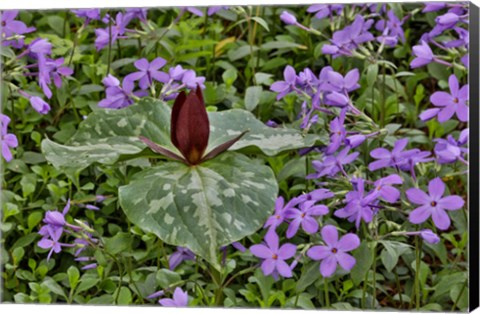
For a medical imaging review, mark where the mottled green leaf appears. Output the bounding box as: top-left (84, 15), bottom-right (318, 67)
top-left (119, 152), bottom-right (278, 269)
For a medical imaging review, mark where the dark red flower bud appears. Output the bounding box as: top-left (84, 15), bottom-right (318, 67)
top-left (140, 85), bottom-right (247, 165)
top-left (171, 86), bottom-right (210, 165)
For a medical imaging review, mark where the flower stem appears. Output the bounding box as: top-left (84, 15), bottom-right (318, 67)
top-left (414, 235), bottom-right (421, 310)
top-left (324, 278), bottom-right (330, 308)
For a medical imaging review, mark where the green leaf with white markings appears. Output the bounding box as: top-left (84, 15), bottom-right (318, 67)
top-left (118, 152), bottom-right (278, 269)
top-left (41, 98), bottom-right (325, 172)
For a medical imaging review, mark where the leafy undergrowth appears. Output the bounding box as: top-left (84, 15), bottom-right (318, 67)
top-left (1, 3), bottom-right (469, 311)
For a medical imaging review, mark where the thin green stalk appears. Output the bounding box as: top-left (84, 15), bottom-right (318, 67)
top-left (380, 62), bottom-right (386, 128)
top-left (127, 257), bottom-right (144, 304)
top-left (451, 280), bottom-right (467, 311)
top-left (372, 242), bottom-right (376, 309)
top-left (324, 278), bottom-right (330, 308)
top-left (393, 267), bottom-right (403, 307)
top-left (414, 235), bottom-right (421, 310)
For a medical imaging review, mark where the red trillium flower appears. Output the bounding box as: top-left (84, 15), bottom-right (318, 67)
top-left (140, 86), bottom-right (247, 165)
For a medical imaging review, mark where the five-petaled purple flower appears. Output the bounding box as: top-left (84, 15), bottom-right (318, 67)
top-left (125, 57), bottom-right (169, 90)
top-left (307, 225), bottom-right (360, 277)
top-left (1, 114), bottom-right (18, 162)
top-left (368, 138), bottom-right (417, 172)
top-left (250, 229), bottom-right (296, 278)
top-left (284, 200), bottom-right (329, 238)
top-left (406, 177), bottom-right (464, 230)
top-left (308, 147), bottom-right (359, 179)
top-left (434, 129), bottom-right (468, 164)
top-left (169, 247), bottom-right (195, 270)
top-left (159, 287), bottom-right (189, 307)
top-left (420, 74), bottom-right (468, 123)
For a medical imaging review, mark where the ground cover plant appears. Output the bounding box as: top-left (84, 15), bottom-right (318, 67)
top-left (0, 2), bottom-right (469, 311)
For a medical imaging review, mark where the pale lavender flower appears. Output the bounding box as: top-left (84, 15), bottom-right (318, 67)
top-left (207, 6), bottom-right (229, 16)
top-left (368, 138), bottom-right (417, 171)
top-left (406, 177), bottom-right (464, 230)
top-left (1, 10), bottom-right (35, 47)
top-left (373, 174), bottom-right (403, 203)
top-left (250, 229), bottom-right (296, 278)
top-left (307, 4), bottom-right (343, 20)
top-left (334, 178), bottom-right (379, 228)
top-left (37, 226), bottom-right (64, 261)
top-left (307, 147), bottom-right (359, 179)
top-left (0, 114), bottom-right (18, 162)
top-left (434, 129), bottom-right (468, 164)
top-left (405, 229), bottom-right (440, 244)
top-left (307, 225), bottom-right (360, 277)
top-left (284, 200), bottom-right (329, 238)
top-left (270, 66), bottom-right (297, 100)
top-left (169, 247), bottom-right (195, 270)
top-left (420, 74), bottom-right (468, 122)
top-left (125, 57), bottom-right (168, 90)
top-left (159, 287), bottom-right (189, 307)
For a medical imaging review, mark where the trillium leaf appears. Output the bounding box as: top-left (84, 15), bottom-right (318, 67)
top-left (41, 98), bottom-right (326, 172)
top-left (118, 152), bottom-right (278, 269)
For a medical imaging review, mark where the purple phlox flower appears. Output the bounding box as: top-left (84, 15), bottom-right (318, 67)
top-left (319, 68), bottom-right (361, 113)
top-left (461, 54), bottom-right (468, 68)
top-left (421, 74), bottom-right (468, 123)
top-left (264, 196), bottom-right (292, 230)
top-left (125, 57), bottom-right (168, 90)
top-left (299, 101), bottom-right (318, 130)
top-left (423, 3), bottom-right (446, 12)
top-left (307, 4), bottom-right (343, 20)
top-left (307, 225), bottom-right (360, 277)
top-left (1, 10), bottom-right (35, 48)
top-left (345, 134), bottom-right (367, 149)
top-left (250, 229), bottom-right (296, 278)
top-left (444, 27), bottom-right (469, 48)
top-left (147, 290), bottom-right (165, 299)
top-left (321, 15), bottom-right (374, 57)
top-left (266, 120), bottom-right (278, 128)
top-left (434, 128), bottom-right (469, 164)
top-left (280, 11), bottom-right (310, 31)
top-left (169, 247), bottom-right (195, 270)
top-left (307, 147), bottom-right (359, 179)
top-left (183, 7), bottom-right (205, 17)
top-left (81, 263), bottom-right (98, 270)
top-left (159, 287), bottom-right (189, 307)
top-left (45, 58), bottom-right (74, 89)
top-left (334, 178), bottom-right (379, 228)
top-left (375, 10), bottom-right (405, 46)
top-left (284, 200), bottom-right (329, 238)
top-left (18, 90), bottom-right (51, 114)
top-left (124, 8), bottom-right (148, 23)
top-left (42, 199), bottom-right (71, 229)
top-left (0, 114), bottom-right (18, 162)
top-left (326, 108), bottom-right (347, 153)
top-left (73, 229), bottom-right (98, 257)
top-left (94, 13), bottom-right (129, 51)
top-left (406, 177), bottom-right (464, 230)
top-left (207, 6), bottom-right (229, 16)
top-left (270, 65), bottom-right (297, 100)
top-left (368, 138), bottom-right (417, 171)
top-left (19, 38), bottom-right (53, 98)
top-left (71, 9), bottom-right (102, 22)
top-left (159, 65), bottom-right (205, 100)
top-left (410, 41), bottom-right (434, 68)
top-left (98, 74), bottom-right (147, 109)
top-left (398, 149), bottom-right (434, 181)
top-left (436, 12), bottom-right (461, 28)
top-left (296, 68), bottom-right (319, 94)
top-left (37, 226), bottom-right (66, 261)
top-left (405, 229), bottom-right (440, 244)
top-left (298, 188), bottom-right (335, 203)
top-left (231, 241), bottom-right (246, 252)
top-left (373, 174), bottom-right (403, 203)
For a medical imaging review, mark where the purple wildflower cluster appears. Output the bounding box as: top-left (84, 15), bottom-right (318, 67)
top-left (411, 2), bottom-right (469, 69)
top-left (36, 200), bottom-right (100, 270)
top-left (270, 65), bottom-right (365, 127)
top-left (98, 58), bottom-right (205, 109)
